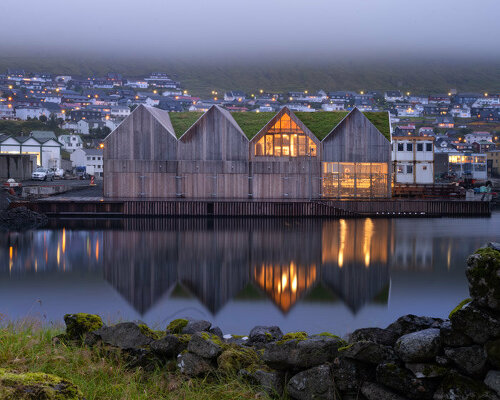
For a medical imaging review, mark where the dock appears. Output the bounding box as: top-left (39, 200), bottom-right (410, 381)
top-left (15, 197), bottom-right (492, 218)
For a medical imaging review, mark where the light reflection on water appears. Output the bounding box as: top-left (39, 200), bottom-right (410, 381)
top-left (1, 214), bottom-right (499, 335)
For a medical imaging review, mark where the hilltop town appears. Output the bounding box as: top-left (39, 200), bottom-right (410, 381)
top-left (0, 68), bottom-right (499, 184)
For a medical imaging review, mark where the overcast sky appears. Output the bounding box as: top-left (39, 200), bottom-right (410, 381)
top-left (1, 0), bottom-right (499, 61)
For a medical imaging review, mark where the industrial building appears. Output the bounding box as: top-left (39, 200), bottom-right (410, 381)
top-left (103, 105), bottom-right (391, 199)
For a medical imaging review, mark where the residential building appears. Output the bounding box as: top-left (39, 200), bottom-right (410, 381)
top-left (448, 153), bottom-right (487, 180)
top-left (70, 109), bottom-right (102, 122)
top-left (465, 132), bottom-right (493, 144)
top-left (392, 137), bottom-right (434, 184)
top-left (0, 135), bottom-right (61, 168)
top-left (435, 116), bottom-right (454, 128)
top-left (70, 148), bottom-right (103, 177)
top-left (59, 134), bottom-right (83, 152)
top-left (15, 106), bottom-right (50, 120)
top-left (384, 91), bottom-right (403, 102)
top-left (224, 91), bottom-right (246, 102)
top-left (487, 150), bottom-right (500, 177)
top-left (104, 105), bottom-right (392, 199)
top-left (419, 127), bottom-right (434, 136)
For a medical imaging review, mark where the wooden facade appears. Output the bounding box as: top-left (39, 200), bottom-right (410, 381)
top-left (103, 105), bottom-right (391, 199)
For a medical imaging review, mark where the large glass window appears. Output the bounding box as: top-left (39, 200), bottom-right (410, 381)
top-left (322, 162), bottom-right (389, 198)
top-left (255, 113), bottom-right (317, 157)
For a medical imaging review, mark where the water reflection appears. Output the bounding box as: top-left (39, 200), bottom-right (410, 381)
top-left (1, 216), bottom-right (499, 334)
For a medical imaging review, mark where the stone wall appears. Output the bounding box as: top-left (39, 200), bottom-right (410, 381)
top-left (51, 242), bottom-right (500, 400)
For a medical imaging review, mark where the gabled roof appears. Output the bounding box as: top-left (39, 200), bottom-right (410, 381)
top-left (322, 108), bottom-right (391, 142)
top-left (30, 130), bottom-right (56, 140)
top-left (144, 105), bottom-right (176, 137)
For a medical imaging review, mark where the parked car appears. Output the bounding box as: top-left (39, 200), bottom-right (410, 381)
top-left (50, 168), bottom-right (65, 179)
top-left (31, 167), bottom-right (55, 181)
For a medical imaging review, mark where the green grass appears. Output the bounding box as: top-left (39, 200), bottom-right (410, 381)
top-left (168, 112), bottom-right (203, 138)
top-left (295, 111), bottom-right (348, 140)
top-left (364, 111), bottom-right (391, 140)
top-left (230, 112), bottom-right (275, 139)
top-left (0, 320), bottom-right (274, 400)
top-left (0, 120), bottom-right (70, 137)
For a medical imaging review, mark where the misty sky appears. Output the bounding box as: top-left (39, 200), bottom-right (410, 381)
top-left (1, 0), bottom-right (499, 60)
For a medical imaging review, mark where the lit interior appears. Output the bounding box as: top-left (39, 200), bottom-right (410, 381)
top-left (255, 113), bottom-right (317, 157)
top-left (322, 162), bottom-right (389, 198)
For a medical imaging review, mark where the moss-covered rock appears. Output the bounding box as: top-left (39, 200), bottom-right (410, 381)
top-left (449, 298), bottom-right (472, 319)
top-left (138, 324), bottom-right (165, 340)
top-left (466, 246), bottom-right (500, 310)
top-left (217, 346), bottom-right (261, 374)
top-left (276, 331), bottom-right (308, 345)
top-left (166, 319), bottom-right (188, 334)
top-left (0, 368), bottom-right (84, 399)
top-left (187, 332), bottom-right (224, 359)
top-left (63, 313), bottom-right (103, 341)
top-left (434, 370), bottom-right (499, 399)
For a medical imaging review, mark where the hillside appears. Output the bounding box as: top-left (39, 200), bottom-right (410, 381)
top-left (1, 55), bottom-right (499, 97)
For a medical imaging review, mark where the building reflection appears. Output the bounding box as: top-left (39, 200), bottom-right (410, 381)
top-left (1, 217), bottom-right (459, 316)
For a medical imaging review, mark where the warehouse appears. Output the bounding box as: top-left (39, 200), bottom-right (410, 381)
top-left (103, 105), bottom-right (391, 199)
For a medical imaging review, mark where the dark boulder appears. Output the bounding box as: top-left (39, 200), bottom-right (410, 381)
top-left (341, 340), bottom-right (397, 364)
top-left (247, 326), bottom-right (283, 346)
top-left (440, 320), bottom-right (473, 347)
top-left (332, 357), bottom-right (374, 392)
top-left (395, 328), bottom-right (442, 363)
top-left (485, 339), bottom-right (500, 369)
top-left (466, 245), bottom-right (500, 311)
top-left (376, 363), bottom-right (436, 400)
top-left (350, 327), bottom-right (400, 347)
top-left (450, 301), bottom-right (500, 344)
top-left (444, 345), bottom-right (488, 377)
top-left (287, 364), bottom-right (335, 400)
top-left (187, 332), bottom-right (223, 359)
top-left (182, 320), bottom-right (212, 334)
top-left (387, 315), bottom-right (444, 336)
top-left (434, 371), bottom-right (500, 400)
top-left (263, 335), bottom-right (343, 370)
top-left (92, 322), bottom-right (153, 349)
top-left (361, 382), bottom-right (410, 400)
top-left (405, 363), bottom-right (448, 378)
top-left (240, 369), bottom-right (285, 397)
top-left (150, 334), bottom-right (184, 358)
top-left (177, 352), bottom-right (214, 377)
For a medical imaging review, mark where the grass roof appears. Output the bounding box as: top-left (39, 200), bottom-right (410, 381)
top-left (169, 112), bottom-right (203, 138)
top-left (363, 111), bottom-right (391, 141)
top-left (295, 112), bottom-right (349, 140)
top-left (230, 112), bottom-right (274, 139)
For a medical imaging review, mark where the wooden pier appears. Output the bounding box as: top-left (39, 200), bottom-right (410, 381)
top-left (17, 198), bottom-right (492, 218)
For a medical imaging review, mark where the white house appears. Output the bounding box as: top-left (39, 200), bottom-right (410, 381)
top-left (385, 91), bottom-right (403, 102)
top-left (127, 80), bottom-right (148, 89)
top-left (392, 137), bottom-right (435, 184)
top-left (465, 132), bottom-right (493, 144)
top-left (322, 102), bottom-right (345, 111)
top-left (15, 106), bottom-right (50, 120)
top-left (110, 106), bottom-right (130, 118)
top-left (449, 105), bottom-right (471, 118)
top-left (63, 120), bottom-right (90, 135)
top-left (0, 135), bottom-right (61, 168)
top-left (0, 104), bottom-right (15, 118)
top-left (59, 134), bottom-right (83, 153)
top-left (70, 148), bottom-right (103, 177)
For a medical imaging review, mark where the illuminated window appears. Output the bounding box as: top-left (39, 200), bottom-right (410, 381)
top-left (254, 113), bottom-right (317, 157)
top-left (322, 162), bottom-right (389, 198)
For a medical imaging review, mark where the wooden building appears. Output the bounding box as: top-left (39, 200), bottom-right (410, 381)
top-left (103, 105), bottom-right (391, 199)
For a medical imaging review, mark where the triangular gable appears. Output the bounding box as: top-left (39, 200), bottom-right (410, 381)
top-left (215, 106), bottom-right (249, 141)
top-left (42, 139), bottom-right (62, 147)
top-left (143, 105), bottom-right (176, 138)
top-left (21, 137), bottom-right (43, 146)
top-left (322, 107), bottom-right (390, 142)
top-left (178, 105), bottom-right (215, 141)
top-left (0, 137), bottom-right (22, 145)
top-left (250, 106), bottom-right (320, 145)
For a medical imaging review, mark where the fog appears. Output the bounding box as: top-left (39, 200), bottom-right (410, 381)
top-left (1, 0), bottom-right (499, 61)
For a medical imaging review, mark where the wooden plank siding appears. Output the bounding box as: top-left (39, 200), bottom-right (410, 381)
top-left (102, 106), bottom-right (390, 199)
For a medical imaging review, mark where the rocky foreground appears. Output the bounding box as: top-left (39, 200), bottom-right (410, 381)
top-left (2, 243), bottom-right (500, 400)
